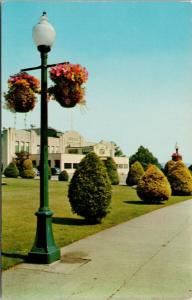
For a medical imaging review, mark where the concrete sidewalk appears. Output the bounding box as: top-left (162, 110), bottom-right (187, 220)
top-left (2, 200), bottom-right (192, 300)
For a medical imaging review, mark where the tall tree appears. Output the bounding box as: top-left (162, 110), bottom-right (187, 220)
top-left (129, 146), bottom-right (161, 170)
top-left (111, 142), bottom-right (124, 157)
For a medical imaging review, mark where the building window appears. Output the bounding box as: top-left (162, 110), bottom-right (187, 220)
top-left (64, 163), bottom-right (72, 169)
top-left (20, 142), bottom-right (24, 152)
top-left (117, 164), bottom-right (124, 169)
top-left (51, 146), bottom-right (55, 153)
top-left (99, 149), bottom-right (105, 155)
top-left (56, 146), bottom-right (59, 153)
top-left (15, 141), bottom-right (19, 153)
top-left (73, 163), bottom-right (79, 169)
top-left (124, 164), bottom-right (128, 169)
top-left (68, 149), bottom-right (78, 154)
top-left (25, 142), bottom-right (30, 153)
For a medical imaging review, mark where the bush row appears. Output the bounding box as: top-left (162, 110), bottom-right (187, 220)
top-left (4, 160), bottom-right (69, 181)
top-left (127, 160), bottom-right (192, 203)
top-left (4, 154), bottom-right (192, 224)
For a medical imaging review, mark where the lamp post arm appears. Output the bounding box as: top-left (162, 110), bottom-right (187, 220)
top-left (21, 65), bottom-right (42, 72)
top-left (21, 62), bottom-right (69, 72)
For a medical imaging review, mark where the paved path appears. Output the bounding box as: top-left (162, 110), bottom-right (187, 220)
top-left (2, 200), bottom-right (192, 300)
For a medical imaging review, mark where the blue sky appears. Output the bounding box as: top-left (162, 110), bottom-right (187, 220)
top-left (2, 1), bottom-right (192, 163)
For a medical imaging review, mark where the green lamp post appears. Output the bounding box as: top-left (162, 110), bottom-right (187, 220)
top-left (27, 12), bottom-right (60, 264)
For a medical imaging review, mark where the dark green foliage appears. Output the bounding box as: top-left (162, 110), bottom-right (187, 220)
top-left (167, 160), bottom-right (192, 195)
top-left (68, 152), bottom-right (112, 224)
top-left (20, 159), bottom-right (35, 179)
top-left (112, 142), bottom-right (124, 157)
top-left (104, 157), bottom-right (119, 185)
top-left (126, 161), bottom-right (144, 186)
top-left (4, 162), bottom-right (19, 178)
top-left (59, 170), bottom-right (69, 181)
top-left (129, 146), bottom-right (161, 170)
top-left (137, 164), bottom-right (171, 203)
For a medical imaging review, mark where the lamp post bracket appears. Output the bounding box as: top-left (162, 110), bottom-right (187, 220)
top-left (21, 62), bottom-right (69, 72)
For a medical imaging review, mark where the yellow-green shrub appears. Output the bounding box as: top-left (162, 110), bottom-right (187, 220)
top-left (167, 160), bottom-right (192, 195)
top-left (164, 160), bottom-right (176, 176)
top-left (20, 159), bottom-right (35, 179)
top-left (137, 164), bottom-right (171, 203)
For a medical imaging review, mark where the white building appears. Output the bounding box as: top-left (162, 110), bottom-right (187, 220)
top-left (2, 127), bottom-right (129, 183)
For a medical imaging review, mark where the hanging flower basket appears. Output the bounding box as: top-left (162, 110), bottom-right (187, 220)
top-left (4, 72), bottom-right (40, 113)
top-left (48, 63), bottom-right (88, 108)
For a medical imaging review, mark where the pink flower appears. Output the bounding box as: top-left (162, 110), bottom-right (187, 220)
top-left (49, 63), bottom-right (88, 84)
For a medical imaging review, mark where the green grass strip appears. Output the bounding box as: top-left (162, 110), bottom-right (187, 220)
top-left (2, 178), bottom-right (192, 270)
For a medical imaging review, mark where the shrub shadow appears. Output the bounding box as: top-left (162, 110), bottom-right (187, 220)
top-left (52, 217), bottom-right (87, 226)
top-left (124, 200), bottom-right (145, 205)
top-left (124, 200), bottom-right (163, 205)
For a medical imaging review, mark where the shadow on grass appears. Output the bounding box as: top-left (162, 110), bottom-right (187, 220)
top-left (52, 217), bottom-right (87, 226)
top-left (124, 200), bottom-right (145, 205)
top-left (2, 252), bottom-right (27, 260)
top-left (124, 200), bottom-right (163, 205)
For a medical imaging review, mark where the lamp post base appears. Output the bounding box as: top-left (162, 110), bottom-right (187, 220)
top-left (28, 210), bottom-right (61, 264)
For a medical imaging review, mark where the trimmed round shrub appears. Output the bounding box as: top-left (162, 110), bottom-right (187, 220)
top-left (68, 152), bottom-right (112, 224)
top-left (4, 162), bottom-right (19, 178)
top-left (20, 159), bottom-right (35, 178)
top-left (137, 164), bottom-right (171, 203)
top-left (21, 169), bottom-right (35, 179)
top-left (59, 170), bottom-right (69, 181)
top-left (167, 160), bottom-right (192, 195)
top-left (23, 158), bottom-right (33, 169)
top-left (126, 161), bottom-right (144, 186)
top-left (104, 157), bottom-right (119, 185)
top-left (164, 160), bottom-right (176, 176)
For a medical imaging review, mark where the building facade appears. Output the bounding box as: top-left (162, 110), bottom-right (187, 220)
top-left (2, 127), bottom-right (129, 183)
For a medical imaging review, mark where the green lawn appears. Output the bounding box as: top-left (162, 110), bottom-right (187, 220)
top-left (2, 177), bottom-right (192, 270)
